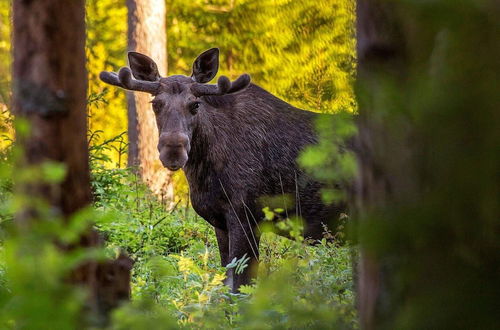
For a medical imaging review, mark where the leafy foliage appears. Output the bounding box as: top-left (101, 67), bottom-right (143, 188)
top-left (0, 137), bottom-right (111, 329)
top-left (167, 0), bottom-right (356, 114)
top-left (86, 0), bottom-right (128, 167)
top-left (0, 1), bottom-right (9, 105)
top-left (82, 0), bottom-right (357, 169)
top-left (89, 137), bottom-right (358, 328)
top-left (0, 2), bottom-right (12, 152)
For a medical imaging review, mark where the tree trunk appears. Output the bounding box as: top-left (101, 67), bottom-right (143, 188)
top-left (355, 2), bottom-right (407, 328)
top-left (355, 0), bottom-right (499, 329)
top-left (13, 1), bottom-right (92, 215)
top-left (12, 0), bottom-right (131, 324)
top-left (126, 0), bottom-right (173, 200)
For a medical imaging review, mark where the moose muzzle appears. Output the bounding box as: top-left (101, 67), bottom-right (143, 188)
top-left (158, 133), bottom-right (190, 171)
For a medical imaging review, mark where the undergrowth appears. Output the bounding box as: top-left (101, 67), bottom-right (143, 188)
top-left (0, 128), bottom-right (358, 329)
top-left (89, 135), bottom-right (357, 329)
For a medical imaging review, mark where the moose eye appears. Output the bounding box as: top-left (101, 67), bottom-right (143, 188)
top-left (189, 101), bottom-right (201, 115)
top-left (150, 100), bottom-right (163, 113)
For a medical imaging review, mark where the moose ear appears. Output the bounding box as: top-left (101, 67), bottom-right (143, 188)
top-left (128, 52), bottom-right (160, 82)
top-left (192, 48), bottom-right (219, 83)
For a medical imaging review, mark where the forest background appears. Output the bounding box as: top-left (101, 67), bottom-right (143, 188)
top-left (85, 0), bottom-right (355, 199)
top-left (2, 0), bottom-right (496, 328)
top-left (0, 0), bottom-right (359, 328)
top-left (2, 0), bottom-right (355, 200)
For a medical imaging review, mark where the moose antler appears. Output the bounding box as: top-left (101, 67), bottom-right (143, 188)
top-left (191, 74), bottom-right (251, 97)
top-left (99, 67), bottom-right (160, 94)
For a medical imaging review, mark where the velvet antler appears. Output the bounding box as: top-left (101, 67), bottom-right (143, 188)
top-left (190, 74), bottom-right (251, 97)
top-left (99, 67), bottom-right (160, 94)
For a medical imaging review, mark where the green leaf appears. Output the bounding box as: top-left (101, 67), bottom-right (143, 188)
top-left (41, 161), bottom-right (67, 183)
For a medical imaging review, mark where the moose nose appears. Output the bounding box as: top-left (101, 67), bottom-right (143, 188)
top-left (159, 133), bottom-right (189, 150)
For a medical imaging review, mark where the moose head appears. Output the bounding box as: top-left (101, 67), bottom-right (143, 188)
top-left (99, 48), bottom-right (251, 171)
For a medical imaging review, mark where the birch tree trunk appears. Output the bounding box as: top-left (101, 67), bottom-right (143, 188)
top-left (126, 0), bottom-right (173, 200)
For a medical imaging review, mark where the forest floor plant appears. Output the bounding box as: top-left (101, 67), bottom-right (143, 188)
top-left (90, 131), bottom-right (358, 329)
top-left (0, 126), bottom-right (358, 329)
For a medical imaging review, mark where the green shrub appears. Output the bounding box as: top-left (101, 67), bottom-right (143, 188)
top-left (0, 128), bottom-right (358, 329)
top-left (93, 162), bottom-right (357, 328)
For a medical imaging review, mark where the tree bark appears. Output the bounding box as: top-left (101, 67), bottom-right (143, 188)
top-left (12, 0), bottom-right (130, 324)
top-left (126, 0), bottom-right (173, 200)
top-left (355, 2), bottom-right (407, 328)
top-left (355, 1), bottom-right (499, 329)
top-left (13, 0), bottom-right (91, 214)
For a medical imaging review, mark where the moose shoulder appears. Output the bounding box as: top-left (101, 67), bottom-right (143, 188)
top-left (100, 48), bottom-right (346, 292)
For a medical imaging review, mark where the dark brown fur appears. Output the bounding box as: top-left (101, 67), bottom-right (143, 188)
top-left (100, 49), bottom-right (345, 292)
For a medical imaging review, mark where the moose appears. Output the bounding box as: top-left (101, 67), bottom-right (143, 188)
top-left (100, 48), bottom-right (346, 292)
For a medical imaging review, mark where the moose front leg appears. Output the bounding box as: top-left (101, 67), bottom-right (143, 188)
top-left (215, 227), bottom-right (236, 288)
top-left (215, 227), bottom-right (229, 267)
top-left (225, 209), bottom-right (260, 292)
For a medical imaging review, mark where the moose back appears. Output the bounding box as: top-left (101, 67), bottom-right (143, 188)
top-left (100, 48), bottom-right (345, 292)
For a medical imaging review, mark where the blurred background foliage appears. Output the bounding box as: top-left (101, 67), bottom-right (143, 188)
top-left (83, 0), bottom-right (355, 170)
top-left (0, 0), bottom-right (356, 196)
top-left (86, 0), bottom-right (128, 168)
top-left (166, 0), bottom-right (355, 113)
top-left (0, 1), bottom-right (12, 153)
